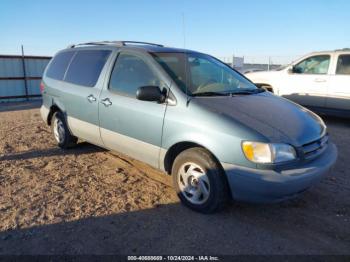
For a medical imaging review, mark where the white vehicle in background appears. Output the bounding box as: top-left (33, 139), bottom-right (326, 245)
top-left (245, 49), bottom-right (350, 117)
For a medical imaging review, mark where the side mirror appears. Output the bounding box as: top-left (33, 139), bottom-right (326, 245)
top-left (136, 86), bottom-right (165, 102)
top-left (288, 66), bottom-right (302, 74)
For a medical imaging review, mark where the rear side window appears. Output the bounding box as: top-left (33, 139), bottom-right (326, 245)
top-left (109, 53), bottom-right (159, 97)
top-left (65, 50), bottom-right (111, 87)
top-left (46, 51), bottom-right (75, 80)
top-left (336, 55), bottom-right (350, 75)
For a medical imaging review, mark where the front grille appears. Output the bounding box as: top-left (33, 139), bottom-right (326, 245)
top-left (302, 134), bottom-right (328, 159)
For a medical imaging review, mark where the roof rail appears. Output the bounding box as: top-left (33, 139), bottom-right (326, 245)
top-left (335, 48), bottom-right (350, 51)
top-left (67, 41), bottom-right (122, 48)
top-left (117, 41), bottom-right (164, 47)
top-left (67, 41), bottom-right (164, 48)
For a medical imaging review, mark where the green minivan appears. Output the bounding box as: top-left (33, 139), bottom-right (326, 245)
top-left (41, 41), bottom-right (337, 213)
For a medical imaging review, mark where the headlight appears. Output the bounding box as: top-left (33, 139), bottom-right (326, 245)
top-left (242, 141), bottom-right (296, 164)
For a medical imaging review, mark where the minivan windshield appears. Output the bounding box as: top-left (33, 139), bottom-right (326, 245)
top-left (152, 52), bottom-right (259, 96)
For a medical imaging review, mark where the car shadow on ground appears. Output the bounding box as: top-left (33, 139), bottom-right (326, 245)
top-left (0, 142), bottom-right (106, 161)
top-left (322, 115), bottom-right (350, 127)
top-left (0, 196), bottom-right (349, 255)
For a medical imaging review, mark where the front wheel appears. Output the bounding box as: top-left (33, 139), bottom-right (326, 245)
top-left (172, 147), bottom-right (229, 213)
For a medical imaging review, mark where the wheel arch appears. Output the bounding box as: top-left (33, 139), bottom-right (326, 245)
top-left (163, 141), bottom-right (223, 175)
top-left (47, 104), bottom-right (65, 125)
top-left (163, 141), bottom-right (233, 199)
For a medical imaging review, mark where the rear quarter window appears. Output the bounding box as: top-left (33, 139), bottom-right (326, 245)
top-left (46, 51), bottom-right (75, 80)
top-left (64, 50), bottom-right (111, 87)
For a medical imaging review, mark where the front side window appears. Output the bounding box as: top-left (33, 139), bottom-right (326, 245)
top-left (64, 50), bottom-right (111, 87)
top-left (152, 52), bottom-right (257, 95)
top-left (46, 51), bottom-right (75, 80)
top-left (109, 53), bottom-right (159, 97)
top-left (336, 55), bottom-right (350, 75)
top-left (294, 55), bottom-right (330, 75)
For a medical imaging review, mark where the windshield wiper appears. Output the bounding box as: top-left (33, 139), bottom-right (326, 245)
top-left (191, 91), bottom-right (231, 97)
top-left (192, 89), bottom-right (265, 97)
top-left (229, 89), bottom-right (265, 95)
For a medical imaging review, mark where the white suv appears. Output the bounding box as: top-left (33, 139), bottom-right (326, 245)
top-left (245, 49), bottom-right (350, 117)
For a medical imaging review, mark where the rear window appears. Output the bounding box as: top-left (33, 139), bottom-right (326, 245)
top-left (46, 51), bottom-right (75, 80)
top-left (64, 50), bottom-right (111, 87)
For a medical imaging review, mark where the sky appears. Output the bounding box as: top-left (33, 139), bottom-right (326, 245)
top-left (1, 0), bottom-right (349, 63)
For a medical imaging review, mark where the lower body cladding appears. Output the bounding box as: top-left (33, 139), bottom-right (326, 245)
top-left (222, 143), bottom-right (337, 203)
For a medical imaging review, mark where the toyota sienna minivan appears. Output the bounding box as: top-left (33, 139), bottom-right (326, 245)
top-left (40, 41), bottom-right (337, 213)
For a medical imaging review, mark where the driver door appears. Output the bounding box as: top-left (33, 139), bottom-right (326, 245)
top-left (98, 51), bottom-right (167, 168)
top-left (282, 55), bottom-right (330, 108)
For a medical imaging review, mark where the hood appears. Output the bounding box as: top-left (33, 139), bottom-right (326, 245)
top-left (193, 92), bottom-right (325, 147)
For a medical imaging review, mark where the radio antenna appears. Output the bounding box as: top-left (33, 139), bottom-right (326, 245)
top-left (182, 13), bottom-right (186, 48)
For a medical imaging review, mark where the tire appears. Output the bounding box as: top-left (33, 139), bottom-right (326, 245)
top-left (172, 147), bottom-right (229, 213)
top-left (51, 111), bottom-right (77, 149)
top-left (259, 85), bottom-right (274, 93)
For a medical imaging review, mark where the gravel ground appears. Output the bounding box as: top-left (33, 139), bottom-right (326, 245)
top-left (0, 101), bottom-right (349, 255)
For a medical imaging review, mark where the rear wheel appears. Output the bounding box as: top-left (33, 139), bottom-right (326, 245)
top-left (51, 111), bottom-right (77, 149)
top-left (172, 147), bottom-right (229, 213)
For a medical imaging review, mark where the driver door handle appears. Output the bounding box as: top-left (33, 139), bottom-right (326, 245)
top-left (101, 98), bottom-right (112, 107)
top-left (314, 78), bottom-right (327, 83)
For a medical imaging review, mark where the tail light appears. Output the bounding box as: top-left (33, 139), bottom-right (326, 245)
top-left (40, 81), bottom-right (45, 93)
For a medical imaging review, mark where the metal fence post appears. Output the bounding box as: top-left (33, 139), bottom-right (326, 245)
top-left (21, 45), bottom-right (29, 101)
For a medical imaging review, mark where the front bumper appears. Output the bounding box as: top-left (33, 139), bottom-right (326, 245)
top-left (222, 142), bottom-right (337, 203)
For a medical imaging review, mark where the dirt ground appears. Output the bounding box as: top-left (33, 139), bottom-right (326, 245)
top-left (0, 101), bottom-right (349, 255)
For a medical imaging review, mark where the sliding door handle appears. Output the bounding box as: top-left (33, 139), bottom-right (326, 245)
top-left (87, 94), bottom-right (97, 102)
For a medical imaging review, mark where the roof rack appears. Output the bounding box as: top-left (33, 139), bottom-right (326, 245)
top-left (67, 41), bottom-right (164, 48)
